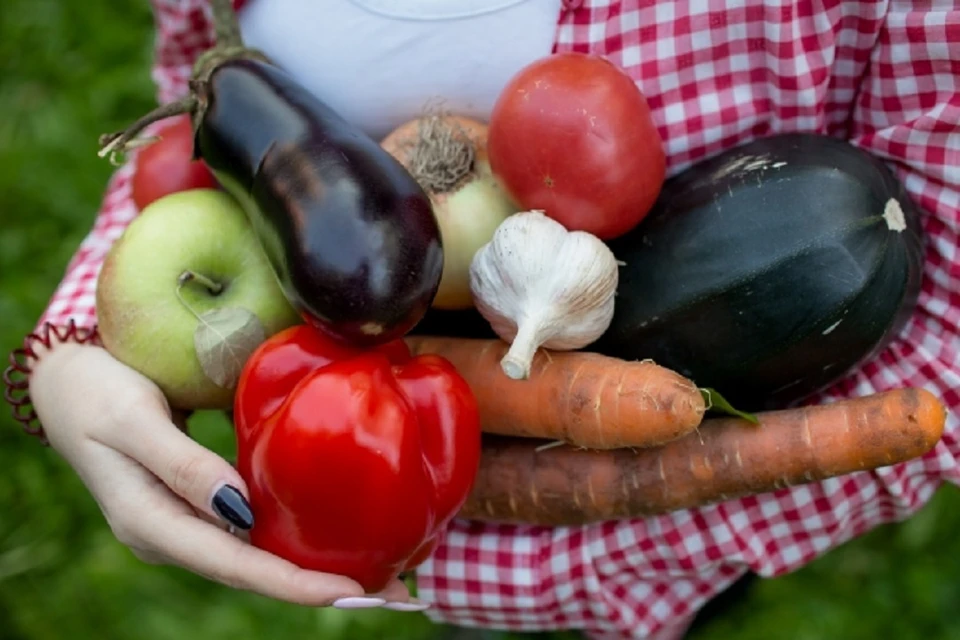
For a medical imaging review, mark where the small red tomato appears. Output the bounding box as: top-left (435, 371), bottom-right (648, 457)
top-left (487, 52), bottom-right (666, 240)
top-left (130, 115), bottom-right (219, 210)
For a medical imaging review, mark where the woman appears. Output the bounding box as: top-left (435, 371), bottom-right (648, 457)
top-left (5, 1), bottom-right (959, 638)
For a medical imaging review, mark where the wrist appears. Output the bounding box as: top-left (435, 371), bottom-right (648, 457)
top-left (3, 319), bottom-right (101, 442)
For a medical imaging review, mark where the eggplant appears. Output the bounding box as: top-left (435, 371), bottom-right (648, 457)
top-left (595, 133), bottom-right (925, 411)
top-left (194, 58), bottom-right (443, 346)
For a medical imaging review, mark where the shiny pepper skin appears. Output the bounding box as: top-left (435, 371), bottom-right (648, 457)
top-left (233, 324), bottom-right (481, 593)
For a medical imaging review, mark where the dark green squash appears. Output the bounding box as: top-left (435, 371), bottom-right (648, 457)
top-left (593, 132), bottom-right (925, 411)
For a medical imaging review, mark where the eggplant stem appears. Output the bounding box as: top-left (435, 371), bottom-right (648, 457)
top-left (96, 0), bottom-right (265, 165)
top-left (209, 0), bottom-right (244, 50)
top-left (97, 95), bottom-right (198, 164)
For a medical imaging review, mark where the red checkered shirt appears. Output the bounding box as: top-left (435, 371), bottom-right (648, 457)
top-left (6, 1), bottom-right (959, 638)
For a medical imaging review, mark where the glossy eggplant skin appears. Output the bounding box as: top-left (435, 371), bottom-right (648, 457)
top-left (195, 59), bottom-right (443, 346)
top-left (594, 133), bottom-right (925, 411)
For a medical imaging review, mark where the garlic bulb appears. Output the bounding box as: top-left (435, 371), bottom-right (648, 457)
top-left (468, 210), bottom-right (619, 380)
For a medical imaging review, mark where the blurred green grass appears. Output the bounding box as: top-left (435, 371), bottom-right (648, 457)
top-left (1, 1), bottom-right (958, 638)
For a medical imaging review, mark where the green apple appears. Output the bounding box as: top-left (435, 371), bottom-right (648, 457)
top-left (96, 188), bottom-right (301, 410)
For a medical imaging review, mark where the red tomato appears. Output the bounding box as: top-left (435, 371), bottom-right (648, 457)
top-left (130, 115), bottom-right (219, 210)
top-left (487, 52), bottom-right (666, 240)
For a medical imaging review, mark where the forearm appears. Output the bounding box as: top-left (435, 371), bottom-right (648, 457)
top-left (5, 0), bottom-right (214, 441)
top-left (3, 160), bottom-right (137, 441)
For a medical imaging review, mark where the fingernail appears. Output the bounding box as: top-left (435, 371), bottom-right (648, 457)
top-left (382, 600), bottom-right (431, 612)
top-left (211, 484), bottom-right (254, 530)
top-left (332, 596), bottom-right (387, 609)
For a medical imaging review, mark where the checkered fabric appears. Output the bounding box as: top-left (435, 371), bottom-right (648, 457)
top-left (6, 1), bottom-right (958, 638)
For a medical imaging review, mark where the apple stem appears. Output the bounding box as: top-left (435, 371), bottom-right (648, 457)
top-left (178, 270), bottom-right (224, 296)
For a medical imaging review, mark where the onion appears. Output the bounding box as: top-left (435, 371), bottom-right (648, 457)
top-left (381, 112), bottom-right (518, 310)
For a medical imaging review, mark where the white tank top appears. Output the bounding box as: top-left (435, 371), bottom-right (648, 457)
top-left (238, 0), bottom-right (563, 140)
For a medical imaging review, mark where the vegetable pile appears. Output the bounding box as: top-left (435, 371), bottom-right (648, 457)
top-left (92, 0), bottom-right (944, 595)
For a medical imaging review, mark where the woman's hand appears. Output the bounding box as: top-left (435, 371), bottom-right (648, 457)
top-left (27, 341), bottom-right (426, 612)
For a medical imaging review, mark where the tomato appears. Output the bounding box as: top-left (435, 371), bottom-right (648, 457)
top-left (130, 115), bottom-right (219, 210)
top-left (487, 52), bottom-right (666, 240)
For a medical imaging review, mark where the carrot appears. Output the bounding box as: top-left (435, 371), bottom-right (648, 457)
top-left (405, 335), bottom-right (706, 449)
top-left (457, 387), bottom-right (947, 526)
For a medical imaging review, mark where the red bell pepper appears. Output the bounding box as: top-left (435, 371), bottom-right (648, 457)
top-left (233, 324), bottom-right (481, 593)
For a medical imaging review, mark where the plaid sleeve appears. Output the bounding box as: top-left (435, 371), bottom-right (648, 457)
top-left (31, 0), bottom-right (239, 328)
top-left (414, 3), bottom-right (960, 639)
top-left (2, 0), bottom-right (221, 437)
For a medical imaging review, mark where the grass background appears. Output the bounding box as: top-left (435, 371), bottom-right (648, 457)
top-left (1, 0), bottom-right (958, 638)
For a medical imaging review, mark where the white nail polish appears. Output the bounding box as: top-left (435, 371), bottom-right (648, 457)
top-left (332, 596), bottom-right (387, 609)
top-left (382, 600), bottom-right (430, 612)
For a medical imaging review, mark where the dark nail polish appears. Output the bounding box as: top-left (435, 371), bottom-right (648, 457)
top-left (212, 485), bottom-right (254, 530)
